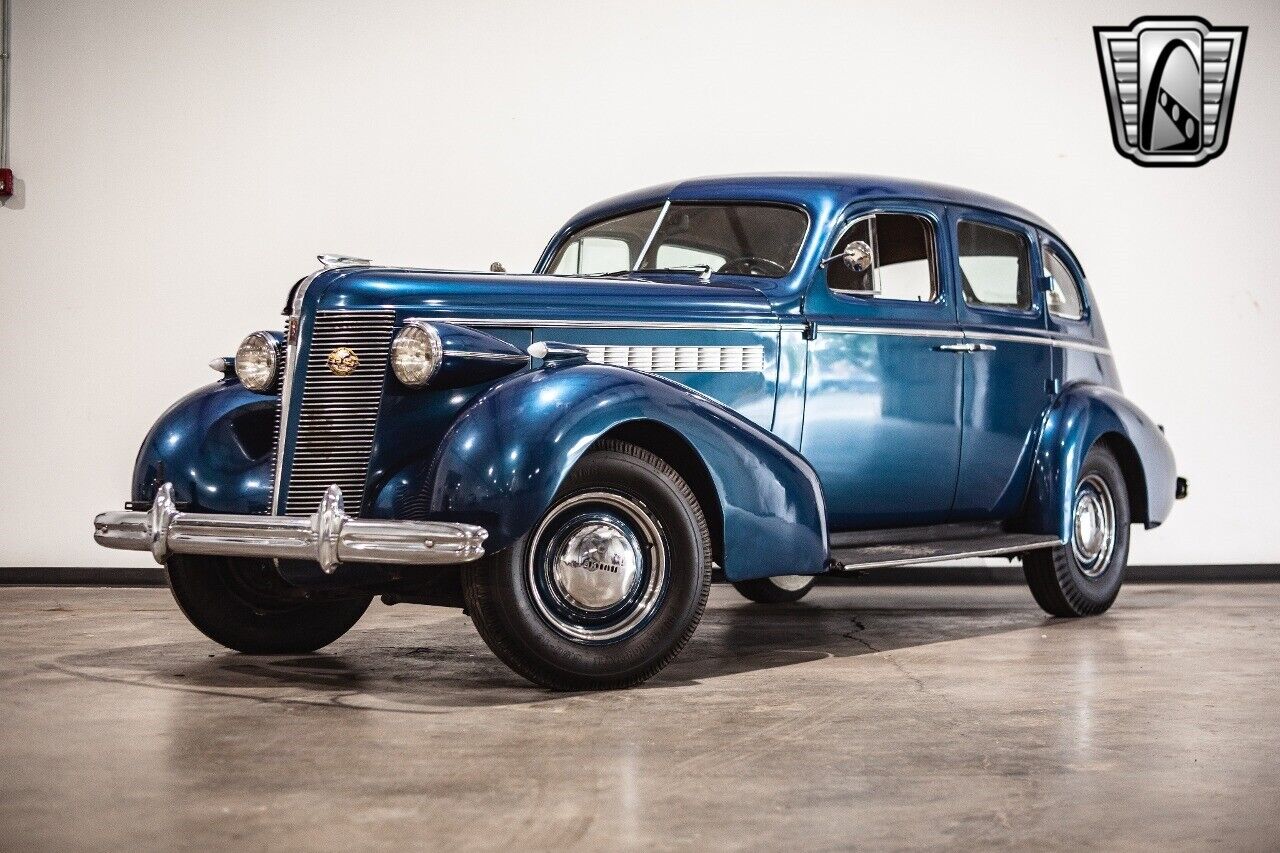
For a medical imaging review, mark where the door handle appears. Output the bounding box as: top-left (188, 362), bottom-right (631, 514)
top-left (933, 342), bottom-right (997, 353)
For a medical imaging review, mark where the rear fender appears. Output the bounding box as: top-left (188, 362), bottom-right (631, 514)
top-left (1025, 382), bottom-right (1177, 538)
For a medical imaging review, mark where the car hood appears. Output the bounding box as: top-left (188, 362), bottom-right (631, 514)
top-left (303, 267), bottom-right (781, 326)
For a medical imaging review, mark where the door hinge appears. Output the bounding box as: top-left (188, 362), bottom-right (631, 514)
top-left (1046, 377), bottom-right (1061, 395)
top-left (803, 320), bottom-right (817, 341)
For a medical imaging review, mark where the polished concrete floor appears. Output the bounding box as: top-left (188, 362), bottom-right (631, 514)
top-left (1, 581), bottom-right (1277, 851)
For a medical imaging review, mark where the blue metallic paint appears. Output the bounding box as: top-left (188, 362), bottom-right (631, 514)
top-left (400, 361), bottom-right (829, 581)
top-left (124, 174), bottom-right (1178, 587)
top-left (1024, 382), bottom-right (1177, 538)
top-left (130, 380), bottom-right (275, 514)
top-left (950, 208), bottom-right (1054, 520)
top-left (799, 199), bottom-right (964, 528)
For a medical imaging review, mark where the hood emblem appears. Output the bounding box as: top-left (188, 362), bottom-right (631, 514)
top-left (326, 347), bottom-right (360, 376)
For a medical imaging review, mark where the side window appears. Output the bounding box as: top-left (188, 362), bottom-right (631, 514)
top-left (827, 213), bottom-right (936, 302)
top-left (552, 236), bottom-right (632, 275)
top-left (957, 220), bottom-right (1033, 310)
top-left (1043, 247), bottom-right (1085, 320)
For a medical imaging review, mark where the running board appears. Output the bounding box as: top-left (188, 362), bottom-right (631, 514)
top-left (829, 532), bottom-right (1062, 572)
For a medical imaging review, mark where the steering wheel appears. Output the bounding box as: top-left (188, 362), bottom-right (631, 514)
top-left (717, 256), bottom-right (787, 276)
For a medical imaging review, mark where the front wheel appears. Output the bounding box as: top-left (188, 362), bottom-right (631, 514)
top-left (732, 574), bottom-right (817, 603)
top-left (167, 555), bottom-right (371, 653)
top-left (462, 440), bottom-right (712, 690)
top-left (1023, 444), bottom-right (1131, 617)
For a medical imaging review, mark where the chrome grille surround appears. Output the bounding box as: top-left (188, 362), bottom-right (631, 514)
top-left (582, 344), bottom-right (765, 373)
top-left (278, 309), bottom-right (396, 517)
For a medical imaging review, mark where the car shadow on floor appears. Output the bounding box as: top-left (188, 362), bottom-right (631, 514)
top-left (52, 586), bottom-right (1073, 711)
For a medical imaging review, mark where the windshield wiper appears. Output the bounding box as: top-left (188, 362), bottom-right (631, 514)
top-left (591, 265), bottom-right (712, 282)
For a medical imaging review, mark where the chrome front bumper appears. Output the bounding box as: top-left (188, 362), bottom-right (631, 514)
top-left (93, 482), bottom-right (488, 574)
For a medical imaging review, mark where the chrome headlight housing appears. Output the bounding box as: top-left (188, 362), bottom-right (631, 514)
top-left (391, 320), bottom-right (444, 387)
top-left (234, 331), bottom-right (280, 392)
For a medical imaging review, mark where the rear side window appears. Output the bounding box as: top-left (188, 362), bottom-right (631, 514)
top-left (957, 220), bottom-right (1033, 310)
top-left (1044, 247), bottom-right (1085, 320)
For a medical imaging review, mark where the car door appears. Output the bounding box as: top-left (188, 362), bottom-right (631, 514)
top-left (950, 208), bottom-right (1053, 519)
top-left (800, 202), bottom-right (964, 530)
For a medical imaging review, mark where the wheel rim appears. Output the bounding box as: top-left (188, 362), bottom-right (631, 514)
top-left (770, 575), bottom-right (813, 592)
top-left (1071, 473), bottom-right (1116, 578)
top-left (527, 490), bottom-right (668, 643)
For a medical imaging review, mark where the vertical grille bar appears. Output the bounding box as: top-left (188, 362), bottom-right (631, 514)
top-left (282, 309), bottom-right (395, 517)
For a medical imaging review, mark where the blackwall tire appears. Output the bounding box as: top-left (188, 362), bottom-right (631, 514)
top-left (732, 575), bottom-right (817, 603)
top-left (1024, 444), bottom-right (1131, 617)
top-left (167, 555), bottom-right (371, 653)
top-left (462, 440), bottom-right (713, 691)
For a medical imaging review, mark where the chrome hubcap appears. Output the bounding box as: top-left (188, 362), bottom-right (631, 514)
top-left (1072, 474), bottom-right (1116, 578)
top-left (549, 518), bottom-right (642, 611)
top-left (528, 491), bottom-right (667, 643)
top-left (770, 575), bottom-right (813, 592)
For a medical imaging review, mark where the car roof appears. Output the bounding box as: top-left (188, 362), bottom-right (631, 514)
top-left (562, 172), bottom-right (1062, 241)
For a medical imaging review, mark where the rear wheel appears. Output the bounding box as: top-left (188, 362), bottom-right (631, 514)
top-left (462, 440), bottom-right (712, 690)
top-left (732, 574), bottom-right (817, 603)
top-left (167, 555), bottom-right (371, 653)
top-left (1024, 444), bottom-right (1131, 617)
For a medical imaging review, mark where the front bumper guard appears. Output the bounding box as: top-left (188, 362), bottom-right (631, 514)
top-left (93, 483), bottom-right (488, 574)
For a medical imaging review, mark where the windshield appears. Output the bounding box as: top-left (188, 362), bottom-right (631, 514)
top-left (547, 203), bottom-right (808, 279)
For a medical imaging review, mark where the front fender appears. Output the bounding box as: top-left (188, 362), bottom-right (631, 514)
top-left (395, 361), bottom-right (828, 581)
top-left (130, 379), bottom-right (276, 513)
top-left (1025, 382), bottom-right (1177, 539)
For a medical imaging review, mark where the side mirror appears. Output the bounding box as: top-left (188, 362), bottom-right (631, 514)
top-left (820, 240), bottom-right (878, 296)
top-left (840, 240), bottom-right (874, 273)
top-left (821, 240), bottom-right (874, 273)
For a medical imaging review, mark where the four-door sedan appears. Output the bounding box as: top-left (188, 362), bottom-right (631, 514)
top-left (94, 174), bottom-right (1183, 689)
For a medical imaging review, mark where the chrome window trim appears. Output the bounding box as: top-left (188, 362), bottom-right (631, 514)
top-left (1041, 241), bottom-right (1089, 322)
top-left (632, 199), bottom-right (670, 271)
top-left (541, 199), bottom-right (812, 280)
top-left (956, 217), bottom-right (1040, 315)
top-left (824, 209), bottom-right (942, 304)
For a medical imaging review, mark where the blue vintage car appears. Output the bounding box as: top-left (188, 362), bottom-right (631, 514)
top-left (95, 174), bottom-right (1183, 689)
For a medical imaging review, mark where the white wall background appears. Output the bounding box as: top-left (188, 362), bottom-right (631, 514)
top-left (3, 0), bottom-right (1278, 568)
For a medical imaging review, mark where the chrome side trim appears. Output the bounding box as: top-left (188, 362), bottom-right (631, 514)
top-left (965, 330), bottom-right (1113, 355)
top-left (457, 317), bottom-right (786, 332)
top-left (831, 536), bottom-right (1063, 572)
top-left (443, 349), bottom-right (530, 362)
top-left (816, 324), bottom-right (1111, 355)
top-left (582, 344), bottom-right (766, 373)
top-left (818, 324), bottom-right (960, 339)
top-left (95, 483), bottom-right (488, 573)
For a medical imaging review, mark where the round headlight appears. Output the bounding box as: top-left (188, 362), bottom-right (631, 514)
top-left (234, 331), bottom-right (279, 392)
top-left (391, 320), bottom-right (444, 387)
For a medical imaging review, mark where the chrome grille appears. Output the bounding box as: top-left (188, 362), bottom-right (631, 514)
top-left (283, 309), bottom-right (396, 517)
